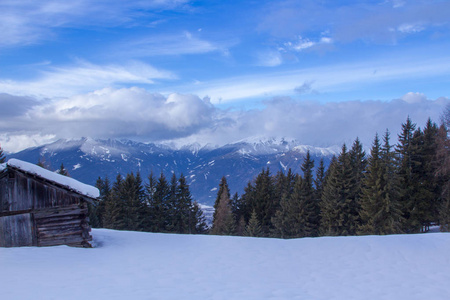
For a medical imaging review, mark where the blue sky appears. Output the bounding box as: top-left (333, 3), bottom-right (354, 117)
top-left (0, 0), bottom-right (449, 152)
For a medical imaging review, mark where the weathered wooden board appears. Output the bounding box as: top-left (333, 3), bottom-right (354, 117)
top-left (0, 213), bottom-right (34, 247)
top-left (1, 167), bottom-right (94, 248)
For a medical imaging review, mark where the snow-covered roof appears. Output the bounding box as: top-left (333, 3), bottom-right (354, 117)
top-left (5, 159), bottom-right (99, 199)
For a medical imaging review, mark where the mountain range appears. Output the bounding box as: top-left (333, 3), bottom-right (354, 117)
top-left (8, 138), bottom-right (338, 206)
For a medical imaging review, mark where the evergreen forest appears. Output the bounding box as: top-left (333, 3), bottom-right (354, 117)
top-left (89, 172), bottom-right (208, 234)
top-left (3, 112), bottom-right (448, 238)
top-left (211, 115), bottom-right (450, 237)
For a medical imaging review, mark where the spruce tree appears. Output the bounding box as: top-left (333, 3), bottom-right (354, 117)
top-left (37, 155), bottom-right (51, 170)
top-left (240, 181), bottom-right (256, 223)
top-left (57, 163), bottom-right (69, 176)
top-left (102, 174), bottom-right (125, 229)
top-left (314, 158), bottom-right (326, 200)
top-left (213, 176), bottom-right (231, 222)
top-left (252, 168), bottom-right (276, 235)
top-left (165, 173), bottom-right (179, 232)
top-left (404, 124), bottom-right (439, 232)
top-left (273, 153), bottom-right (318, 239)
top-left (359, 133), bottom-right (403, 235)
top-left (231, 192), bottom-right (246, 235)
top-left (272, 193), bottom-right (297, 238)
top-left (211, 177), bottom-right (235, 235)
top-left (298, 151), bottom-right (319, 236)
top-left (320, 145), bottom-right (355, 236)
top-left (191, 201), bottom-right (208, 234)
top-left (120, 172), bottom-right (145, 231)
top-left (421, 119), bottom-right (440, 227)
top-left (273, 169), bottom-right (295, 208)
top-left (93, 176), bottom-right (111, 228)
top-left (244, 210), bottom-right (263, 237)
top-left (149, 172), bottom-right (170, 232)
top-left (319, 156), bottom-right (339, 235)
top-left (435, 123), bottom-right (450, 231)
top-left (176, 174), bottom-right (194, 233)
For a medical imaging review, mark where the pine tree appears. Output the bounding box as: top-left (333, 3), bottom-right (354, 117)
top-left (244, 210), bottom-right (263, 237)
top-left (102, 174), bottom-right (125, 229)
top-left (165, 173), bottom-right (179, 232)
top-left (37, 155), bottom-right (51, 170)
top-left (175, 174), bottom-right (194, 233)
top-left (272, 153), bottom-right (318, 239)
top-left (240, 181), bottom-right (255, 223)
top-left (119, 172), bottom-right (146, 231)
top-left (320, 144), bottom-right (355, 236)
top-left (149, 172), bottom-right (170, 232)
top-left (191, 201), bottom-right (208, 234)
top-left (252, 168), bottom-right (276, 235)
top-left (231, 192), bottom-right (246, 235)
top-left (298, 151), bottom-right (319, 236)
top-left (92, 176), bottom-right (111, 228)
top-left (211, 177), bottom-right (235, 235)
top-left (436, 122), bottom-right (450, 231)
top-left (349, 138), bottom-right (366, 224)
top-left (213, 176), bottom-right (231, 222)
top-left (358, 133), bottom-right (403, 235)
top-left (314, 158), bottom-right (326, 199)
top-left (273, 169), bottom-right (295, 209)
top-left (145, 171), bottom-right (157, 205)
top-left (402, 123), bottom-right (440, 233)
top-left (421, 119), bottom-right (440, 227)
top-left (395, 117), bottom-right (420, 232)
top-left (57, 163), bottom-right (69, 176)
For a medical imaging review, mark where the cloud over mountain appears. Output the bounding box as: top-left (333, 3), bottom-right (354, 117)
top-left (1, 88), bottom-right (447, 153)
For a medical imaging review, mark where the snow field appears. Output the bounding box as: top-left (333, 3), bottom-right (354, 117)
top-left (1, 229), bottom-right (449, 300)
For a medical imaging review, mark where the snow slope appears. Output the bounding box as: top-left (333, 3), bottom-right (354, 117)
top-left (1, 229), bottom-right (449, 300)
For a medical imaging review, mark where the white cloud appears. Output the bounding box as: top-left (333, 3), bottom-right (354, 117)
top-left (0, 133), bottom-right (57, 154)
top-left (121, 31), bottom-right (231, 57)
top-left (0, 60), bottom-right (175, 98)
top-left (1, 88), bottom-right (447, 153)
top-left (287, 37), bottom-right (315, 51)
top-left (401, 92), bottom-right (427, 104)
top-left (397, 23), bottom-right (425, 34)
top-left (258, 1), bottom-right (450, 44)
top-left (2, 87), bottom-right (215, 145)
top-left (320, 37), bottom-right (333, 44)
top-left (170, 94), bottom-right (449, 150)
top-left (391, 0), bottom-right (406, 9)
top-left (0, 0), bottom-right (190, 47)
top-left (183, 55), bottom-right (450, 104)
top-left (256, 51), bottom-right (283, 67)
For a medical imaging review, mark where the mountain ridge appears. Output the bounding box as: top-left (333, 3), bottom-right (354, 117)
top-left (9, 137), bottom-right (338, 205)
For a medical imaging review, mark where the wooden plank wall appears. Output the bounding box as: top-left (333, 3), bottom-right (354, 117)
top-left (0, 213), bottom-right (34, 247)
top-left (35, 203), bottom-right (92, 247)
top-left (0, 169), bottom-right (93, 248)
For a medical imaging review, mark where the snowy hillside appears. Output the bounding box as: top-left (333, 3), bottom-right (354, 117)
top-left (1, 229), bottom-right (449, 300)
top-left (10, 138), bottom-right (337, 205)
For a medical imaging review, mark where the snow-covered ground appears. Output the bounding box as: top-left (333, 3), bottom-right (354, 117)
top-left (1, 229), bottom-right (449, 300)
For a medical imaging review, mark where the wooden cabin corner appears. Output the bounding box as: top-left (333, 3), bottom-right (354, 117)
top-left (0, 159), bottom-right (99, 248)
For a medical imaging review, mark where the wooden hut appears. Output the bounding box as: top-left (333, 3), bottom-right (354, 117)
top-left (0, 159), bottom-right (99, 248)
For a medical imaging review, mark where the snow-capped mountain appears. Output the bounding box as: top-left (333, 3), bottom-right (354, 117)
top-left (9, 138), bottom-right (338, 205)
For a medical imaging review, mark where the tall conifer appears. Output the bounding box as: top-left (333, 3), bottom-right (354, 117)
top-left (359, 133), bottom-right (403, 235)
top-left (320, 145), bottom-right (355, 236)
top-left (211, 177), bottom-right (235, 235)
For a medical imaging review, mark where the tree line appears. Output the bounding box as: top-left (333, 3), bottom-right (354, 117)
top-left (211, 115), bottom-right (450, 238)
top-left (89, 172), bottom-right (208, 234)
